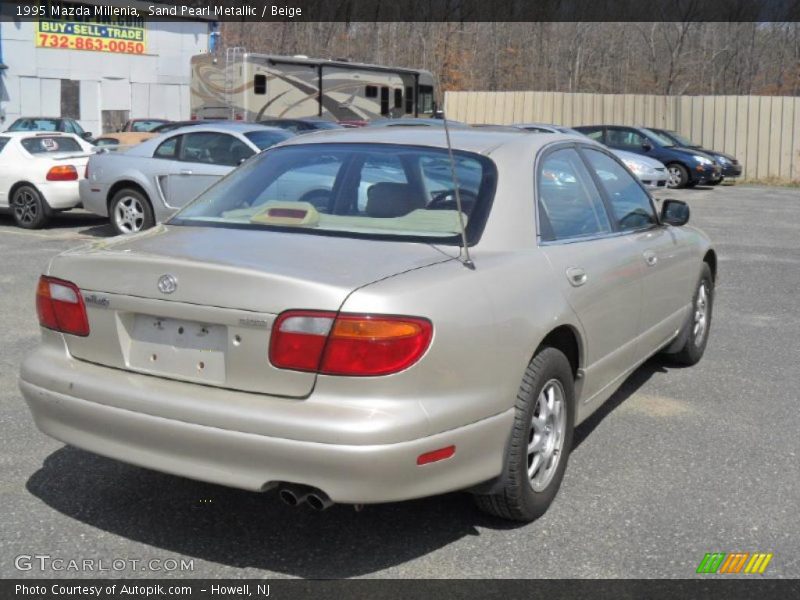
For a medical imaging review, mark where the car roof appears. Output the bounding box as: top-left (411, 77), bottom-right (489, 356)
top-left (274, 126), bottom-right (586, 156)
top-left (156, 122), bottom-right (288, 136)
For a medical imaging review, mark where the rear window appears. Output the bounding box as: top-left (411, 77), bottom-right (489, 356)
top-left (172, 143), bottom-right (497, 244)
top-left (21, 136), bottom-right (82, 154)
top-left (9, 118), bottom-right (61, 132)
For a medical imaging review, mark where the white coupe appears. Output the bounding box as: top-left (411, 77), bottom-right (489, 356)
top-left (0, 132), bottom-right (94, 229)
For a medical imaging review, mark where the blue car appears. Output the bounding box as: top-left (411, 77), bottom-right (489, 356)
top-left (574, 125), bottom-right (721, 188)
top-left (648, 128), bottom-right (742, 184)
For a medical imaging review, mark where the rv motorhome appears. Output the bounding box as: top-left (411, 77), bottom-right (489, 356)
top-left (190, 50), bottom-right (438, 122)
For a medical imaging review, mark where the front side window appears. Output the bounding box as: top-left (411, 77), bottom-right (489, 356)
top-left (173, 143), bottom-right (496, 244)
top-left (180, 132), bottom-right (253, 167)
top-left (0, 137), bottom-right (10, 153)
top-left (606, 128), bottom-right (648, 148)
top-left (583, 148), bottom-right (657, 231)
top-left (537, 148), bottom-right (612, 241)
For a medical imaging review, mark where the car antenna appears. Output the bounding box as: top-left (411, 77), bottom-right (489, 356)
top-left (441, 111), bottom-right (475, 270)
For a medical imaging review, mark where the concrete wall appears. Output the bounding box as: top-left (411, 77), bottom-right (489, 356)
top-left (446, 90), bottom-right (800, 181)
top-left (0, 20), bottom-right (209, 134)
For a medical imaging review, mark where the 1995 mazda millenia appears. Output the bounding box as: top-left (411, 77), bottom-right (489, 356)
top-left (19, 128), bottom-right (715, 521)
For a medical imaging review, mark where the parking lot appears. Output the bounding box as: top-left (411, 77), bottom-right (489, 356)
top-left (1, 183), bottom-right (798, 579)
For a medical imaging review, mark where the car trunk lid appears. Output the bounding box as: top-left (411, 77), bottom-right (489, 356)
top-left (49, 225), bottom-right (451, 397)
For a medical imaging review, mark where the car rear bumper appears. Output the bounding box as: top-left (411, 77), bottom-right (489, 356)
top-left (79, 179), bottom-right (109, 217)
top-left (39, 180), bottom-right (83, 210)
top-left (19, 345), bottom-right (512, 504)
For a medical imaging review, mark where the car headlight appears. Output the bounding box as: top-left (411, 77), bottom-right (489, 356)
top-left (716, 155), bottom-right (730, 165)
top-left (694, 155), bottom-right (713, 166)
top-left (623, 160), bottom-right (645, 175)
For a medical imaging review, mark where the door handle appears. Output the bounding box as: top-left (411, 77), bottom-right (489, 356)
top-left (566, 267), bottom-right (588, 287)
top-left (643, 250), bottom-right (658, 267)
top-left (179, 169), bottom-right (193, 175)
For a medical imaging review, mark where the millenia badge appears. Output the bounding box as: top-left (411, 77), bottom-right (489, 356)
top-left (696, 552), bottom-right (773, 574)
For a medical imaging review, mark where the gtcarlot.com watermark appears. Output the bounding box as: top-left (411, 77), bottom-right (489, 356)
top-left (14, 554), bottom-right (194, 573)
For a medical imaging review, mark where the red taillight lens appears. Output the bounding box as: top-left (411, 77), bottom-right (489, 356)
top-left (36, 276), bottom-right (90, 336)
top-left (84, 163), bottom-right (89, 179)
top-left (46, 165), bottom-right (78, 181)
top-left (269, 311), bottom-right (432, 376)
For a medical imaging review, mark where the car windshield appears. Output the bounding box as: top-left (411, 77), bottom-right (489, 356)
top-left (9, 118), bottom-right (61, 132)
top-left (21, 136), bottom-right (83, 154)
top-left (131, 120), bottom-right (167, 132)
top-left (659, 130), bottom-right (697, 147)
top-left (643, 129), bottom-right (676, 147)
top-left (244, 130), bottom-right (294, 150)
top-left (172, 143), bottom-right (496, 244)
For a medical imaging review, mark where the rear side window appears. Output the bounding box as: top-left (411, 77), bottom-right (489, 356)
top-left (21, 136), bottom-right (82, 154)
top-left (154, 136), bottom-right (179, 159)
top-left (537, 148), bottom-right (612, 242)
top-left (583, 148), bottom-right (657, 231)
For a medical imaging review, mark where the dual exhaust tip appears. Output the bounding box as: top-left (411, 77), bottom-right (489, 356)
top-left (279, 484), bottom-right (334, 511)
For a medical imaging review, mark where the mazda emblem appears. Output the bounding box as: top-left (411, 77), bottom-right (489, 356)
top-left (157, 274), bottom-right (178, 294)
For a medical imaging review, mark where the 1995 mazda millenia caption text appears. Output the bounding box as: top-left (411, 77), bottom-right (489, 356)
top-left (19, 127), bottom-right (715, 521)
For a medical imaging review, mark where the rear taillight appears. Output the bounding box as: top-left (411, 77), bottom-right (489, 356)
top-left (84, 163), bottom-right (89, 179)
top-left (270, 311), bottom-right (432, 376)
top-left (36, 276), bottom-right (90, 336)
top-left (46, 165), bottom-right (78, 181)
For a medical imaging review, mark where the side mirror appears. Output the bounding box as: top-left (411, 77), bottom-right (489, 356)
top-left (82, 132), bottom-right (93, 140)
top-left (661, 199), bottom-right (690, 226)
top-left (642, 141), bottom-right (653, 152)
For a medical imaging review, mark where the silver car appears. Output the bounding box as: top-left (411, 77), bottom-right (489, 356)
top-left (21, 128), bottom-right (715, 521)
top-left (80, 122), bottom-right (293, 235)
top-left (514, 123), bottom-right (669, 189)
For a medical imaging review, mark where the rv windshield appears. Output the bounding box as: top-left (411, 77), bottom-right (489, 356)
top-left (172, 143), bottom-right (496, 244)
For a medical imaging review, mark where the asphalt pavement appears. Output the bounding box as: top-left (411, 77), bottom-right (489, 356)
top-left (1, 184), bottom-right (798, 579)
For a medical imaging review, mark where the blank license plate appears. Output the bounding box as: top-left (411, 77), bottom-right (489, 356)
top-left (127, 315), bottom-right (227, 384)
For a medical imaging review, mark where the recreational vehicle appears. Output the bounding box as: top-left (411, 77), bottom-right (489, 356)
top-left (190, 50), bottom-right (437, 122)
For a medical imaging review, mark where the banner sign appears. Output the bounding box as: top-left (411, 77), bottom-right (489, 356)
top-left (34, 1), bottom-right (146, 55)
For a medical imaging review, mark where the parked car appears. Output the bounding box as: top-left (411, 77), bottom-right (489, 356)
top-left (80, 123), bottom-right (293, 235)
top-left (6, 117), bottom-right (94, 143)
top-left (367, 117), bottom-right (470, 128)
top-left (22, 128), bottom-right (716, 522)
top-left (0, 132), bottom-right (94, 228)
top-left (513, 123), bottom-right (669, 189)
top-left (574, 125), bottom-right (720, 188)
top-left (149, 120), bottom-right (224, 134)
top-left (94, 132), bottom-right (158, 149)
top-left (647, 128), bottom-right (742, 184)
top-left (257, 118), bottom-right (344, 134)
top-left (118, 119), bottom-right (171, 133)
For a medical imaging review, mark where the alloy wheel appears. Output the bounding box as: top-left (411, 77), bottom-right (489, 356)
top-left (528, 379), bottom-right (567, 492)
top-left (114, 196), bottom-right (145, 233)
top-left (13, 189), bottom-right (39, 226)
top-left (693, 283), bottom-right (709, 347)
top-left (667, 166), bottom-right (683, 188)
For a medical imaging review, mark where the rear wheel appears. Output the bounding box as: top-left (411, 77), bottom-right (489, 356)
top-left (110, 188), bottom-right (155, 235)
top-left (474, 347), bottom-right (574, 522)
top-left (667, 163), bottom-right (689, 189)
top-left (11, 185), bottom-right (49, 229)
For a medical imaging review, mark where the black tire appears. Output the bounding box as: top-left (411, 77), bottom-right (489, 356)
top-left (667, 163), bottom-right (689, 189)
top-left (109, 188), bottom-right (155, 235)
top-left (11, 184), bottom-right (50, 229)
top-left (474, 347), bottom-right (575, 522)
top-left (666, 263), bottom-right (714, 366)
top-left (707, 178), bottom-right (723, 186)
